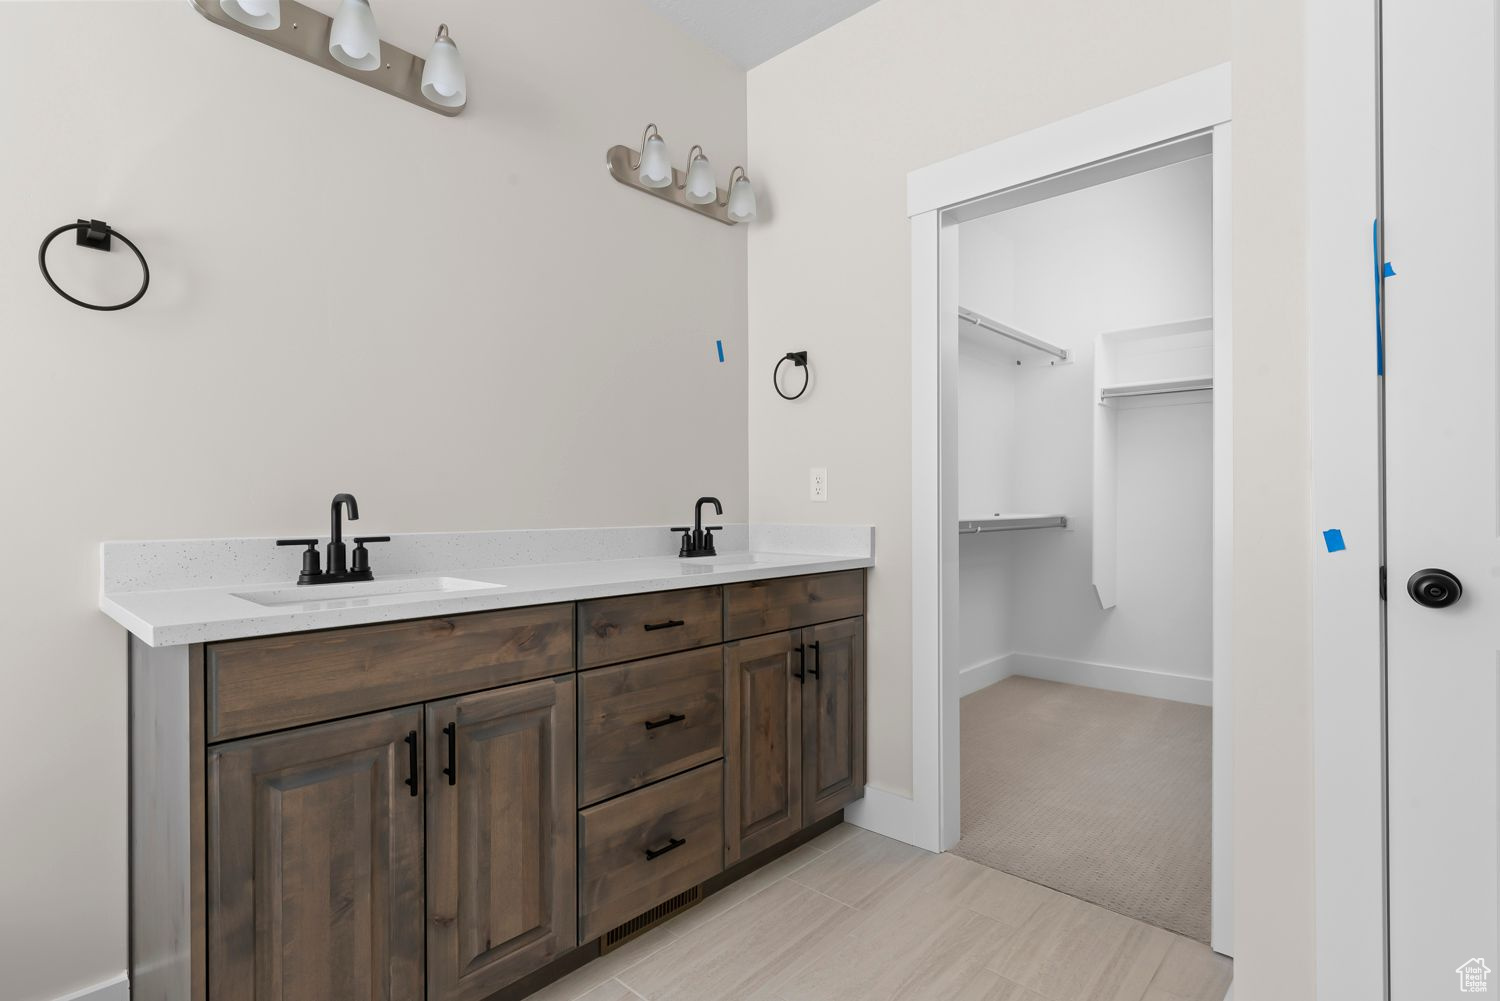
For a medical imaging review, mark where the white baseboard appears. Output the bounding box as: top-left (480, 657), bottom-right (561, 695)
top-left (50, 973), bottom-right (128, 1001)
top-left (959, 652), bottom-right (1212, 706)
top-left (842, 783), bottom-right (934, 850)
top-left (957, 655), bottom-right (1012, 697)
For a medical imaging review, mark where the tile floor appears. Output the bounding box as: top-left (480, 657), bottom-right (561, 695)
top-left (521, 825), bottom-right (1232, 1001)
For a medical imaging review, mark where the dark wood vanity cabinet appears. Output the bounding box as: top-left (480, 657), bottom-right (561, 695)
top-left (723, 613), bottom-right (866, 865)
top-left (195, 609), bottom-right (579, 1001)
top-left (206, 707), bottom-right (427, 1001)
top-left (130, 569), bottom-right (865, 1001)
top-left (724, 630), bottom-right (804, 863)
top-left (800, 617), bottom-right (866, 827)
top-left (425, 677), bottom-right (577, 1001)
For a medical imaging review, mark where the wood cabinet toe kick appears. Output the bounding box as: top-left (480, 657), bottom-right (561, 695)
top-left (128, 568), bottom-right (866, 1001)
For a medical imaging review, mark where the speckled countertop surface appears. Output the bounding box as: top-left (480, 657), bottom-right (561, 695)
top-left (100, 524), bottom-right (874, 647)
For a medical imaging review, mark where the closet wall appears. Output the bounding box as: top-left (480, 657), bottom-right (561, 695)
top-left (956, 156), bottom-right (1214, 699)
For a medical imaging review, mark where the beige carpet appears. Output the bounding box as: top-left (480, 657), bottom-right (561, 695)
top-left (954, 676), bottom-right (1212, 942)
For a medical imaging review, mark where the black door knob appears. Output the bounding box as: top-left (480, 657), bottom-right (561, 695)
top-left (1407, 568), bottom-right (1463, 608)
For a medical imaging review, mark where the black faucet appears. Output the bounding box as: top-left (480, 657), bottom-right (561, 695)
top-left (276, 493), bottom-right (390, 585)
top-left (671, 496), bottom-right (723, 558)
top-left (327, 493), bottom-right (358, 576)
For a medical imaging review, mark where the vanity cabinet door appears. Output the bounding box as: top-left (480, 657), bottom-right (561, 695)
top-left (801, 618), bottom-right (866, 826)
top-left (207, 708), bottom-right (425, 1001)
top-left (724, 630), bottom-right (803, 865)
top-left (425, 676), bottom-right (577, 1001)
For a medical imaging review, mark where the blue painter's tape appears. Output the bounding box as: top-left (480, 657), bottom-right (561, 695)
top-left (1373, 219), bottom-right (1385, 375)
top-left (716, 339), bottom-right (725, 363)
top-left (1323, 529), bottom-right (1347, 553)
top-left (1383, 261), bottom-right (1396, 278)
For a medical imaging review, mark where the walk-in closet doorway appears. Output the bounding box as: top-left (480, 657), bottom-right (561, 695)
top-left (904, 65), bottom-right (1234, 957)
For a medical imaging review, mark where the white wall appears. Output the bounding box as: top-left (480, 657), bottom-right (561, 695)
top-left (954, 337), bottom-right (1018, 674)
top-left (1230, 0), bottom-right (1316, 995)
top-left (746, 0), bottom-right (1231, 798)
top-left (0, 4), bottom-right (746, 1000)
top-left (956, 159), bottom-right (1214, 685)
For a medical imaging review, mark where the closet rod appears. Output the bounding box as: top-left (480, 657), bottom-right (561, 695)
top-left (958, 515), bottom-right (1069, 535)
top-left (1099, 376), bottom-right (1214, 401)
top-left (957, 307), bottom-right (1069, 362)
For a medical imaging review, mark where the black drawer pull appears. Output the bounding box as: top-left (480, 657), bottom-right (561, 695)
top-left (442, 722), bottom-right (457, 786)
top-left (644, 619), bottom-right (686, 632)
top-left (404, 731), bottom-right (419, 797)
top-left (808, 641), bottom-right (821, 679)
top-left (644, 713), bottom-right (687, 731)
top-left (644, 836), bottom-right (687, 861)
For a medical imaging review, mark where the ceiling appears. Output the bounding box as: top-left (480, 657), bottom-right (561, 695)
top-left (644, 0), bottom-right (883, 68)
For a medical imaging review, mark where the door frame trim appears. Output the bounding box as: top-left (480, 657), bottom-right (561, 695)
top-left (1307, 0), bottom-right (1387, 997)
top-left (883, 63), bottom-right (1235, 955)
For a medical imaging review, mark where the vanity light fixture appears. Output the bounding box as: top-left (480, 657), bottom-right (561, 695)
top-left (329, 0), bottom-right (381, 71)
top-left (637, 124), bottom-right (674, 189)
top-left (420, 24), bottom-right (467, 108)
top-left (606, 125), bottom-right (761, 226)
top-left (220, 0), bottom-right (279, 29)
top-left (725, 166), bottom-right (758, 223)
top-left (188, 0), bottom-right (467, 116)
top-left (682, 146), bottom-right (717, 205)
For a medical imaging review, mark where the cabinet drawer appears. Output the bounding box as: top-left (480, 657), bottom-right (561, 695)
top-left (723, 570), bottom-right (865, 641)
top-left (579, 648), bottom-right (724, 806)
top-left (578, 760), bottom-right (724, 942)
top-left (205, 604), bottom-right (575, 742)
top-left (577, 587), bottom-right (722, 669)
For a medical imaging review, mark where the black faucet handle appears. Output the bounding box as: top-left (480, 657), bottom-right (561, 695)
top-left (350, 536), bottom-right (389, 575)
top-left (276, 539), bottom-right (322, 581)
top-left (669, 527), bottom-right (692, 533)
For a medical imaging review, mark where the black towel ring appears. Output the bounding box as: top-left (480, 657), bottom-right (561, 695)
top-left (38, 219), bottom-right (150, 312)
top-left (774, 351), bottom-right (810, 401)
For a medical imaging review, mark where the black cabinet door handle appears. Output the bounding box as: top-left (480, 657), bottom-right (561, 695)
top-left (808, 641), bottom-right (821, 679)
top-left (644, 713), bottom-right (687, 730)
top-left (793, 644), bottom-right (806, 683)
top-left (442, 722), bottom-right (457, 786)
top-left (644, 836), bottom-right (687, 861)
top-left (644, 619), bottom-right (686, 632)
top-left (404, 731), bottom-right (419, 797)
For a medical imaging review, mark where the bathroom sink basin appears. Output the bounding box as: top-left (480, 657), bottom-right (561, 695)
top-left (678, 553), bottom-right (778, 574)
top-left (234, 576), bottom-right (499, 608)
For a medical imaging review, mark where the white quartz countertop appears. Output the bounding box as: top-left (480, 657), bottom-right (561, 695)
top-left (100, 524), bottom-right (874, 648)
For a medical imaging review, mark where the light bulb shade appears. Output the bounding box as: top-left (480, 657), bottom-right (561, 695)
top-left (638, 135), bottom-right (673, 189)
top-left (421, 31), bottom-right (466, 108)
top-left (221, 0), bottom-right (280, 29)
top-left (329, 0), bottom-right (381, 71)
top-left (684, 156), bottom-right (717, 204)
top-left (727, 176), bottom-right (758, 222)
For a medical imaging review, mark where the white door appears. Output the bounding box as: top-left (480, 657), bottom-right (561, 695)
top-left (1385, 1), bottom-right (1500, 995)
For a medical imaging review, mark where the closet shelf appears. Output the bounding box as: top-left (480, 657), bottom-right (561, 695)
top-left (958, 307), bottom-right (1069, 363)
top-left (1099, 376), bottom-right (1213, 401)
top-left (959, 514), bottom-right (1068, 535)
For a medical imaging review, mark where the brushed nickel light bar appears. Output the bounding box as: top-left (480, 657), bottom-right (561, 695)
top-left (189, 0), bottom-right (467, 117)
top-left (607, 124), bottom-right (759, 226)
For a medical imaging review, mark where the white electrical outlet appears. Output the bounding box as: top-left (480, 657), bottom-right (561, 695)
top-left (810, 467), bottom-right (828, 502)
